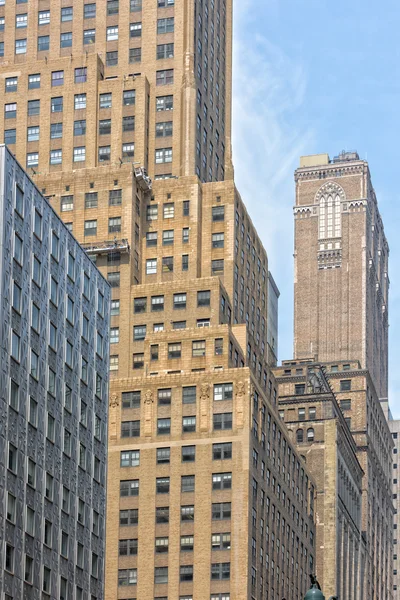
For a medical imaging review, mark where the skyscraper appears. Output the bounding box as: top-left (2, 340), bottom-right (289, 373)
top-left (0, 2), bottom-right (317, 599)
top-left (0, 145), bottom-right (110, 600)
top-left (285, 151), bottom-right (393, 600)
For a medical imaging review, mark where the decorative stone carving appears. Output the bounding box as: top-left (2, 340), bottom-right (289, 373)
top-left (235, 381), bottom-right (246, 429)
top-left (109, 393), bottom-right (119, 408)
top-left (200, 383), bottom-right (210, 431)
top-left (109, 393), bottom-right (119, 441)
top-left (144, 390), bottom-right (153, 437)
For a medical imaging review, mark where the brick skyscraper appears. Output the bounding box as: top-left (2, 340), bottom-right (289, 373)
top-left (0, 1), bottom-right (318, 599)
top-left (287, 152), bottom-right (393, 600)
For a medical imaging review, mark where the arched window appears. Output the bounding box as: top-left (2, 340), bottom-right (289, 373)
top-left (307, 428), bottom-right (315, 442)
top-left (318, 194), bottom-right (341, 239)
top-left (296, 429), bottom-right (304, 443)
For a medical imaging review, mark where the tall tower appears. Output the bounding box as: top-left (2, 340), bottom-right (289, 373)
top-left (294, 151), bottom-right (389, 399)
top-left (292, 152), bottom-right (393, 600)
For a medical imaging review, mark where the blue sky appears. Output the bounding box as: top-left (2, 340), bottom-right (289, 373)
top-left (231, 0), bottom-right (400, 416)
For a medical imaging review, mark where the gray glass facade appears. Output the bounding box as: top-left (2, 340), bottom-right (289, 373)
top-left (0, 145), bottom-right (110, 600)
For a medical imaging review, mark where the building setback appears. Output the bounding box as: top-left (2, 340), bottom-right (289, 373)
top-left (0, 1), bottom-right (318, 599)
top-left (274, 360), bottom-right (365, 599)
top-left (282, 152), bottom-right (393, 600)
top-left (0, 145), bottom-right (110, 599)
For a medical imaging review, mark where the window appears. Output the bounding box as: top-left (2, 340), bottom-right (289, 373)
top-left (16, 14), bottom-right (27, 28)
top-left (155, 537), bottom-right (169, 553)
top-left (120, 479), bottom-right (139, 496)
top-left (38, 35), bottom-right (50, 52)
top-left (147, 205), bottom-right (158, 220)
top-left (157, 477), bottom-right (170, 494)
top-left (212, 206), bottom-right (225, 221)
top-left (155, 567), bottom-right (168, 584)
top-left (182, 254), bottom-right (189, 271)
top-left (109, 216), bottom-right (121, 233)
top-left (215, 338), bottom-right (223, 355)
top-left (180, 566), bottom-right (194, 582)
top-left (5, 544), bottom-right (14, 573)
top-left (146, 259), bottom-right (157, 274)
top-left (192, 340), bottom-right (206, 357)
top-left (50, 122), bottom-right (63, 139)
top-left (157, 43), bottom-right (174, 59)
top-left (158, 388), bottom-right (172, 405)
top-left (84, 220), bottom-right (97, 236)
top-left (155, 111), bottom-right (174, 136)
top-left (158, 418), bottom-right (171, 435)
top-left (156, 69), bottom-right (174, 85)
top-left (111, 299), bottom-right (120, 316)
top-left (5, 103), bottom-right (17, 119)
top-left (99, 146), bottom-right (111, 162)
top-left (296, 429), bottom-right (304, 443)
top-left (156, 95), bottom-right (173, 111)
top-left (50, 149), bottom-right (62, 165)
top-left (197, 290), bottom-right (211, 307)
top-left (60, 32), bottom-right (72, 48)
top-left (133, 325), bottom-right (146, 341)
top-left (134, 297), bottom-right (147, 313)
top-left (156, 507), bottom-right (170, 523)
top-left (85, 192), bottom-right (98, 208)
top-left (121, 450), bottom-right (140, 467)
top-left (174, 293), bottom-right (186, 308)
top-left (75, 94), bottom-right (86, 109)
top-left (100, 93), bottom-right (112, 109)
top-left (15, 39), bottom-right (27, 54)
top-left (110, 189), bottom-right (122, 205)
top-left (212, 534), bottom-right (231, 550)
top-left (51, 70), bottom-right (64, 87)
top-left (61, 7), bottom-right (73, 21)
top-left (118, 569), bottom-right (137, 586)
top-left (131, 0), bottom-right (142, 10)
top-left (106, 51), bottom-right (118, 66)
top-left (183, 386), bottom-right (196, 404)
top-left (119, 539), bottom-right (138, 556)
top-left (213, 413), bottom-right (232, 430)
top-left (340, 399), bottom-right (351, 411)
top-left (11, 331), bottom-right (20, 361)
top-left (212, 233), bottom-right (225, 248)
top-left (168, 343), bottom-right (181, 359)
top-left (212, 472), bottom-right (232, 490)
top-left (120, 508), bottom-right (138, 526)
top-left (61, 195), bottom-right (73, 211)
top-left (107, 26), bottom-right (119, 41)
top-left (5, 77), bottom-right (18, 93)
top-left (212, 502), bottom-right (231, 520)
top-left (157, 448), bottom-right (170, 464)
top-left (213, 443), bottom-right (232, 460)
top-left (28, 74), bottom-right (41, 89)
top-left (158, 0), bottom-right (175, 6)
top-left (51, 96), bottom-right (63, 112)
top-left (129, 47), bottom-right (142, 63)
top-left (84, 3), bottom-right (96, 18)
top-left (211, 563), bottom-right (230, 580)
top-left (340, 380), bottom-right (351, 391)
top-left (307, 428), bottom-right (315, 442)
top-left (156, 148), bottom-right (173, 163)
top-left (123, 115), bottom-right (135, 131)
top-left (122, 142), bottom-right (135, 158)
top-left (0, 43), bottom-right (3, 57)
top-left (107, 0), bottom-right (119, 15)
top-left (38, 10), bottom-right (50, 25)
top-left (157, 17), bottom-right (174, 33)
top-left (151, 295), bottom-right (164, 311)
top-left (182, 416), bottom-right (196, 433)
top-left (182, 446), bottom-right (196, 462)
top-left (212, 259), bottom-right (224, 274)
top-left (133, 353), bottom-right (144, 368)
top-left (83, 29), bottom-right (96, 44)
top-left (123, 90), bottom-right (136, 106)
top-left (5, 129), bottom-right (16, 145)
top-left (6, 493), bottom-right (16, 523)
top-left (130, 22), bottom-right (142, 37)
top-left (27, 153), bottom-right (39, 168)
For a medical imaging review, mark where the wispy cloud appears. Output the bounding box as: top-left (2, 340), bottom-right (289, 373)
top-left (231, 21), bottom-right (315, 359)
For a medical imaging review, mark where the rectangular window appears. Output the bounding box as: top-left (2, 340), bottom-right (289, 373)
top-left (212, 206), bottom-right (225, 221)
top-left (106, 51), bottom-right (118, 66)
top-left (107, 25), bottom-right (118, 41)
top-left (84, 220), bottom-right (97, 236)
top-left (84, 3), bottom-right (96, 18)
top-left (212, 233), bottom-right (225, 248)
top-left (182, 386), bottom-right (196, 404)
top-left (157, 17), bottom-right (174, 33)
top-left (211, 563), bottom-right (230, 580)
top-left (340, 380), bottom-right (351, 391)
top-left (213, 413), bottom-right (232, 431)
top-left (5, 103), bottom-right (17, 119)
top-left (73, 146), bottom-right (86, 162)
top-left (212, 502), bottom-right (231, 520)
top-left (168, 343), bottom-right (181, 359)
top-left (109, 216), bottom-right (121, 233)
top-left (130, 22), bottom-right (142, 37)
top-left (129, 47), bottom-right (142, 63)
top-left (156, 148), bottom-right (173, 163)
top-left (173, 292), bottom-right (186, 309)
top-left (83, 29), bottom-right (96, 44)
top-left (212, 472), bottom-right (232, 490)
top-left (213, 443), bottom-right (232, 460)
top-left (121, 421), bottom-right (140, 438)
top-left (61, 7), bottom-right (73, 21)
top-left (156, 507), bottom-right (169, 523)
top-left (157, 43), bottom-right (174, 59)
top-left (38, 36), bottom-right (50, 52)
top-left (51, 97), bottom-right (63, 113)
top-left (132, 353), bottom-right (144, 368)
top-left (122, 142), bottom-right (134, 158)
top-left (157, 418), bottom-right (171, 435)
top-left (182, 416), bottom-right (196, 432)
top-left (146, 259), bottom-right (157, 275)
top-left (157, 448), bottom-right (170, 464)
top-left (156, 95), bottom-right (173, 111)
top-left (99, 146), bottom-right (111, 162)
top-left (192, 340), bottom-right (206, 357)
top-left (16, 14), bottom-right (27, 28)
top-left (123, 115), bottom-right (135, 132)
top-left (107, 0), bottom-right (119, 14)
top-left (120, 508), bottom-right (138, 525)
top-left (133, 325), bottom-right (146, 341)
top-left (5, 77), bottom-right (18, 93)
top-left (182, 446), bottom-right (196, 462)
top-left (74, 67), bottom-right (87, 84)
top-left (120, 450), bottom-right (140, 467)
top-left (50, 149), bottom-right (62, 165)
top-left (75, 94), bottom-right (86, 110)
top-left (60, 32), bottom-right (72, 48)
top-left (61, 195), bottom-right (73, 211)
top-left (15, 39), bottom-right (27, 54)
top-left (5, 129), bottom-right (16, 145)
top-left (123, 90), bottom-right (136, 106)
top-left (120, 479), bottom-right (139, 496)
top-left (156, 477), bottom-right (170, 494)
top-left (212, 259), bottom-right (224, 274)
top-left (27, 153), bottom-right (39, 168)
top-left (156, 69), bottom-right (174, 86)
top-left (340, 399), bottom-right (352, 411)
top-left (38, 10), bottom-right (50, 25)
top-left (51, 70), bottom-right (64, 87)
